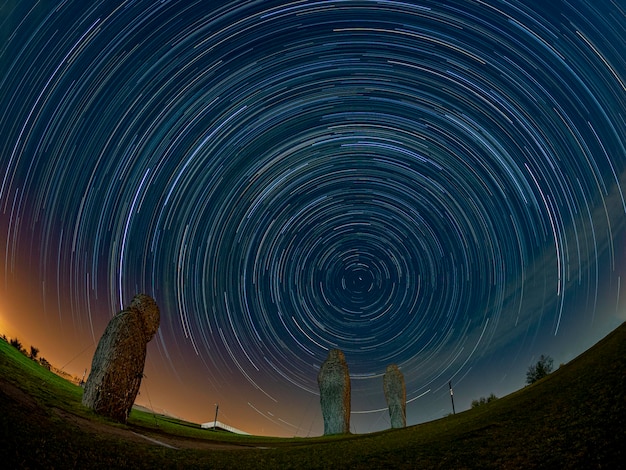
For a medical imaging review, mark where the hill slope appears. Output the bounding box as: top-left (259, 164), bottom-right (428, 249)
top-left (2, 323), bottom-right (625, 469)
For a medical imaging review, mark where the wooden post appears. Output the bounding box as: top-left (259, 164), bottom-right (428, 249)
top-left (449, 381), bottom-right (456, 415)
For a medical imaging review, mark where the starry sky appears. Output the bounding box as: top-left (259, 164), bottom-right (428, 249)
top-left (1, 0), bottom-right (625, 437)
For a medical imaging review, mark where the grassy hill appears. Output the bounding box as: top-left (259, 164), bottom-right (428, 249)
top-left (1, 323), bottom-right (625, 469)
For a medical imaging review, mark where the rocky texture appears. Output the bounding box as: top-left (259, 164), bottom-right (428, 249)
top-left (383, 364), bottom-right (406, 428)
top-left (317, 349), bottom-right (351, 435)
top-left (82, 294), bottom-right (160, 423)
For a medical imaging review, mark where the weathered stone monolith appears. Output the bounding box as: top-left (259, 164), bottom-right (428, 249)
top-left (82, 294), bottom-right (160, 423)
top-left (383, 364), bottom-right (406, 428)
top-left (317, 349), bottom-right (351, 435)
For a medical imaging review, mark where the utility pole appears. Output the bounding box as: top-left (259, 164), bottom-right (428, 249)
top-left (449, 381), bottom-right (456, 415)
top-left (213, 403), bottom-right (219, 430)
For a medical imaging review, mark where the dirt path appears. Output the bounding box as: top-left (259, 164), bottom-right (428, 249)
top-left (0, 378), bottom-right (261, 451)
top-left (53, 406), bottom-right (264, 450)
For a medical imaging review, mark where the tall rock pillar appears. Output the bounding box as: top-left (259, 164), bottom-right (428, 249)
top-left (383, 364), bottom-right (406, 428)
top-left (82, 294), bottom-right (160, 423)
top-left (317, 349), bottom-right (351, 435)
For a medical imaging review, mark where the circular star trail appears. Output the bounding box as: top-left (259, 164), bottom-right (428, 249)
top-left (1, 1), bottom-right (625, 435)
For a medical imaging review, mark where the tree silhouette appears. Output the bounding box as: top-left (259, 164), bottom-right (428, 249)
top-left (526, 354), bottom-right (554, 384)
top-left (29, 345), bottom-right (39, 360)
top-left (9, 337), bottom-right (23, 352)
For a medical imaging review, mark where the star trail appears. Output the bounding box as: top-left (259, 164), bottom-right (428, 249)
top-left (1, 0), bottom-right (625, 436)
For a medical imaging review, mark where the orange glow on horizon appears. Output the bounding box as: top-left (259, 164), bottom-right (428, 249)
top-left (0, 300), bottom-right (22, 342)
top-left (0, 290), bottom-right (288, 437)
top-left (0, 309), bottom-right (8, 337)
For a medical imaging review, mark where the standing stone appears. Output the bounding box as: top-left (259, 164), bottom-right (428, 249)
top-left (317, 349), bottom-right (351, 435)
top-left (383, 364), bottom-right (406, 428)
top-left (82, 294), bottom-right (160, 423)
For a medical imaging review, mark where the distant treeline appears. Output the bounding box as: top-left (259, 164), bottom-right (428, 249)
top-left (1, 333), bottom-right (81, 383)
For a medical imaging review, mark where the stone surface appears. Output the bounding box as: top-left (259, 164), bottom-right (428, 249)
top-left (383, 364), bottom-right (406, 428)
top-left (82, 294), bottom-right (160, 423)
top-left (317, 349), bottom-right (351, 435)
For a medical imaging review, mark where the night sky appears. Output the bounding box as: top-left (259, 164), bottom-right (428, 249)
top-left (1, 0), bottom-right (625, 437)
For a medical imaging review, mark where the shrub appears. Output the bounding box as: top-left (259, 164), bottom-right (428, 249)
top-left (39, 357), bottom-right (51, 370)
top-left (471, 393), bottom-right (498, 408)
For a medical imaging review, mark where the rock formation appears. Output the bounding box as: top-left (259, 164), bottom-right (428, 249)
top-left (82, 294), bottom-right (160, 423)
top-left (383, 364), bottom-right (406, 428)
top-left (317, 349), bottom-right (351, 435)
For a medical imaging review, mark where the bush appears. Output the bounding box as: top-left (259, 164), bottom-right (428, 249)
top-left (471, 393), bottom-right (498, 408)
top-left (39, 357), bottom-right (51, 370)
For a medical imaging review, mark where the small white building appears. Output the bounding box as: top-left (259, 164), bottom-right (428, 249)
top-left (200, 420), bottom-right (249, 435)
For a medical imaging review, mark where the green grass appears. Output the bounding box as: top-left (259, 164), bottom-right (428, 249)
top-left (2, 323), bottom-right (625, 469)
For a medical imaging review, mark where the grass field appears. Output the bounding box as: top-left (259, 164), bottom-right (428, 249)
top-left (1, 323), bottom-right (625, 469)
